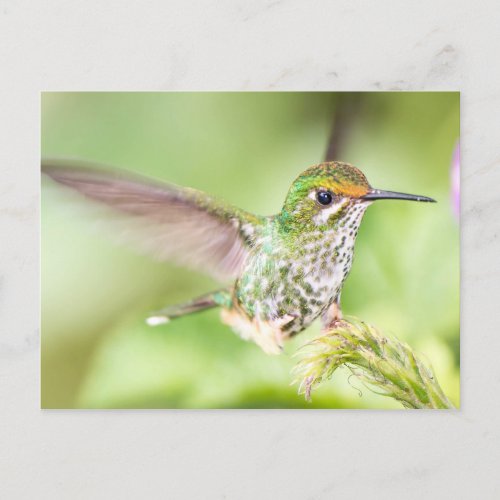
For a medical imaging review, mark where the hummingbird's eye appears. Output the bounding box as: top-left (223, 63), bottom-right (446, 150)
top-left (316, 191), bottom-right (333, 206)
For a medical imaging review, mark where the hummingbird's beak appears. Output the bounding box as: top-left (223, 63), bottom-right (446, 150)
top-left (361, 189), bottom-right (436, 203)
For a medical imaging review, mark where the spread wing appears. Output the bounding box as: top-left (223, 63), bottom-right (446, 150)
top-left (42, 159), bottom-right (262, 282)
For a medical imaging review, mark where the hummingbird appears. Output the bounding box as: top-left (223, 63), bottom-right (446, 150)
top-left (42, 159), bottom-right (435, 354)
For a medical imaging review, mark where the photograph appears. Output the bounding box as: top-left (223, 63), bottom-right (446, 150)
top-left (41, 91), bottom-right (460, 409)
top-left (7, 1), bottom-right (500, 496)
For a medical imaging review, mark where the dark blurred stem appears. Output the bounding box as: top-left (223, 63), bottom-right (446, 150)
top-left (324, 94), bottom-right (365, 162)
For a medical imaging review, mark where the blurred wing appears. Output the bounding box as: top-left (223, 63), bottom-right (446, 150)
top-left (42, 159), bottom-right (262, 281)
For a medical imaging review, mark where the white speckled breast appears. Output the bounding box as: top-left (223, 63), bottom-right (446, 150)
top-left (234, 201), bottom-right (369, 336)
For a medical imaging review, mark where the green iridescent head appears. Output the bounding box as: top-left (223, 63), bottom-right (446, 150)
top-left (278, 161), bottom-right (435, 231)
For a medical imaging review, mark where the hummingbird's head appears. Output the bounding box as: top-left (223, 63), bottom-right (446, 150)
top-left (279, 161), bottom-right (435, 232)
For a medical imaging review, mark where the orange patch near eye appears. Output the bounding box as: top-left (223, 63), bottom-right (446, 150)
top-left (321, 180), bottom-right (369, 198)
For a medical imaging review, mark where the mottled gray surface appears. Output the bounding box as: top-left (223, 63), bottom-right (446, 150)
top-left (1, 1), bottom-right (499, 498)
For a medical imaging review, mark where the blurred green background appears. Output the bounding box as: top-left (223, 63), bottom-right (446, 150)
top-left (41, 92), bottom-right (459, 409)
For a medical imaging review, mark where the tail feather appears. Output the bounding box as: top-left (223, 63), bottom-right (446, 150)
top-left (146, 289), bottom-right (231, 326)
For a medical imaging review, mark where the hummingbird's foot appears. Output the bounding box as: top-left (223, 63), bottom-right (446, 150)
top-left (322, 318), bottom-right (348, 332)
top-left (321, 299), bottom-right (345, 332)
